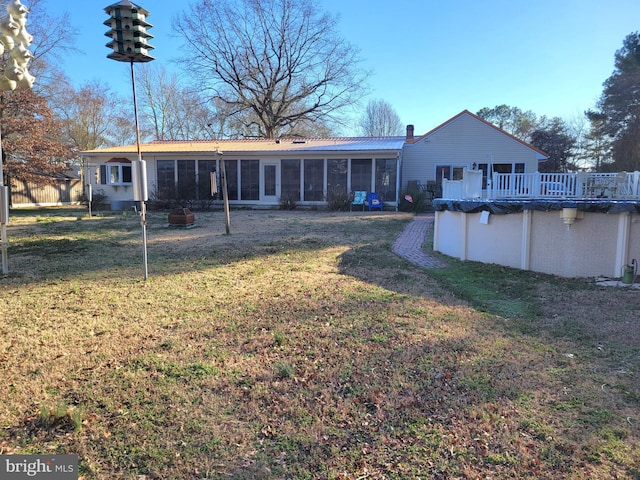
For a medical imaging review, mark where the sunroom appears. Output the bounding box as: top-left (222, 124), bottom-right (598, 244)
top-left (81, 137), bottom-right (405, 210)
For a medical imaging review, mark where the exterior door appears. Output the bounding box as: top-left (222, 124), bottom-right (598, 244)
top-left (263, 163), bottom-right (279, 204)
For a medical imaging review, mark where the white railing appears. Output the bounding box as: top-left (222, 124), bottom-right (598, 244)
top-left (441, 170), bottom-right (640, 200)
top-left (491, 172), bottom-right (583, 198)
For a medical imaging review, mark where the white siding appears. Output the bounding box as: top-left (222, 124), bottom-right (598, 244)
top-left (401, 112), bottom-right (541, 189)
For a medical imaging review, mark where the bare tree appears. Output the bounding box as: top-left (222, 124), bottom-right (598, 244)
top-left (565, 113), bottom-right (594, 171)
top-left (137, 64), bottom-right (216, 140)
top-left (476, 104), bottom-right (539, 140)
top-left (0, 0), bottom-right (78, 183)
top-left (48, 79), bottom-right (132, 150)
top-left (358, 99), bottom-right (403, 136)
top-left (17, 0), bottom-right (79, 93)
top-left (109, 115), bottom-right (139, 147)
top-left (174, 0), bottom-right (368, 138)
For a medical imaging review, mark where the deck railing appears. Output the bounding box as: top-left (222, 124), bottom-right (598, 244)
top-left (441, 171), bottom-right (640, 200)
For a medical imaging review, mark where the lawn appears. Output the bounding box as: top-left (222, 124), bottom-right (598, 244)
top-left (1, 208), bottom-right (639, 479)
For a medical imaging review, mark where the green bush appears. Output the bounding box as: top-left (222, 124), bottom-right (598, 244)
top-left (398, 189), bottom-right (431, 213)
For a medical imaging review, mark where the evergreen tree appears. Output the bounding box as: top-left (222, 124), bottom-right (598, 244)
top-left (596, 32), bottom-right (640, 170)
top-left (530, 118), bottom-right (577, 172)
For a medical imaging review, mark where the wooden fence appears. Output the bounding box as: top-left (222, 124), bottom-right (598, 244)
top-left (10, 178), bottom-right (84, 206)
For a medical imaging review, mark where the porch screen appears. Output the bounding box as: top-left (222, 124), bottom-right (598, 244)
top-left (198, 160), bottom-right (218, 198)
top-left (304, 159), bottom-right (324, 201)
top-left (264, 165), bottom-right (276, 196)
top-left (241, 160), bottom-right (259, 200)
top-left (281, 159), bottom-right (301, 201)
top-left (375, 159), bottom-right (397, 201)
top-left (327, 159), bottom-right (347, 196)
top-left (351, 159), bottom-right (372, 192)
top-left (224, 160), bottom-right (238, 200)
top-left (156, 160), bottom-right (175, 198)
top-left (177, 160), bottom-right (196, 199)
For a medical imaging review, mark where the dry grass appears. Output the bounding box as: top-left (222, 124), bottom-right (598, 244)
top-left (1, 208), bottom-right (639, 479)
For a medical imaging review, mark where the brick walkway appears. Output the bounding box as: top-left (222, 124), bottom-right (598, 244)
top-left (392, 213), bottom-right (448, 268)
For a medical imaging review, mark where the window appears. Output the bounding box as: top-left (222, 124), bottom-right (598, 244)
top-left (224, 160), bottom-right (239, 201)
top-left (304, 159), bottom-right (324, 201)
top-left (351, 159), bottom-right (372, 192)
top-left (198, 160), bottom-right (218, 198)
top-left (177, 160), bottom-right (196, 198)
top-left (327, 159), bottom-right (347, 196)
top-left (435, 165), bottom-right (452, 183)
top-left (99, 161), bottom-right (132, 186)
top-left (435, 165), bottom-right (465, 181)
top-left (264, 165), bottom-right (276, 196)
top-left (241, 160), bottom-right (259, 200)
top-left (156, 160), bottom-right (175, 199)
top-left (478, 162), bottom-right (527, 189)
top-left (493, 163), bottom-right (513, 174)
top-left (281, 159), bottom-right (301, 201)
top-left (375, 159), bottom-right (397, 201)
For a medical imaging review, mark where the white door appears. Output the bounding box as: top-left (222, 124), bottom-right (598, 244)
top-left (263, 163), bottom-right (280, 204)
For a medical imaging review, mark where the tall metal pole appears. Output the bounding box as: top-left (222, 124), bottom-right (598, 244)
top-left (131, 60), bottom-right (148, 280)
top-left (104, 1), bottom-right (154, 280)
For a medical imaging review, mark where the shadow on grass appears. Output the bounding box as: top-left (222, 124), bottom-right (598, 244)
top-left (3, 211), bottom-right (640, 478)
top-left (336, 242), bottom-right (640, 476)
top-left (2, 209), bottom-right (412, 285)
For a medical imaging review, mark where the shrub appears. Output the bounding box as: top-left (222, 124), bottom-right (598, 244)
top-left (146, 180), bottom-right (222, 212)
top-left (79, 188), bottom-right (108, 211)
top-left (279, 191), bottom-right (299, 210)
top-left (399, 189), bottom-right (431, 213)
top-left (148, 185), bottom-right (175, 211)
top-left (326, 187), bottom-right (351, 211)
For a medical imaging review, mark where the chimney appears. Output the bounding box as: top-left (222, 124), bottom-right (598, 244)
top-left (406, 124), bottom-right (414, 141)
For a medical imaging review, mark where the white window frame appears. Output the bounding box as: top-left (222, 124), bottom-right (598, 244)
top-left (100, 163), bottom-right (132, 186)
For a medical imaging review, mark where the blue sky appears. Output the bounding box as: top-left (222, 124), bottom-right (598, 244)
top-left (51, 0), bottom-right (640, 135)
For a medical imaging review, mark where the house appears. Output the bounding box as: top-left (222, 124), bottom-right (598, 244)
top-left (79, 110), bottom-right (547, 210)
top-left (402, 110), bottom-right (547, 195)
top-left (81, 137), bottom-right (405, 210)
